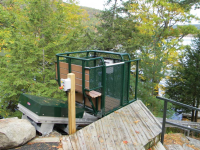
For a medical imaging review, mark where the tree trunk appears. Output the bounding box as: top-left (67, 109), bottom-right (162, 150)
top-left (112, 0), bottom-right (117, 28)
top-left (195, 110), bottom-right (198, 122)
top-left (195, 100), bottom-right (199, 122)
top-left (191, 101), bottom-right (195, 121)
top-left (191, 110), bottom-right (194, 121)
top-left (42, 34), bottom-right (45, 83)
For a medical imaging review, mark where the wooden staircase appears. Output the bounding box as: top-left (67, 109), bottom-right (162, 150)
top-left (61, 100), bottom-right (166, 150)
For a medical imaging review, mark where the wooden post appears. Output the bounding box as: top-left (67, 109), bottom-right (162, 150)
top-left (67, 73), bottom-right (76, 134)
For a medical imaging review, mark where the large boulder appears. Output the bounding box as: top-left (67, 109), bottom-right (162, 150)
top-left (0, 118), bottom-right (36, 149)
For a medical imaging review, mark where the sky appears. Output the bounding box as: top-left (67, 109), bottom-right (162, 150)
top-left (77, 0), bottom-right (200, 24)
top-left (78, 0), bottom-right (106, 10)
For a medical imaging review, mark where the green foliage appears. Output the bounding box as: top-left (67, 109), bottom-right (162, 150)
top-left (0, 0), bottom-right (86, 117)
top-left (94, 0), bottom-right (199, 116)
top-left (166, 32), bottom-right (200, 122)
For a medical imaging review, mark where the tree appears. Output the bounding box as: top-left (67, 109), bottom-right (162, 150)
top-left (0, 0), bottom-right (87, 117)
top-left (85, 0), bottom-right (140, 52)
top-left (122, 0), bottom-right (198, 114)
top-left (166, 33), bottom-right (200, 122)
top-left (92, 0), bottom-right (199, 116)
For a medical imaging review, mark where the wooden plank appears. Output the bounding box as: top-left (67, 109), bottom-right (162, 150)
top-left (128, 103), bottom-right (154, 140)
top-left (69, 134), bottom-right (78, 150)
top-left (105, 96), bottom-right (120, 112)
top-left (75, 78), bottom-right (89, 88)
top-left (137, 101), bottom-right (162, 134)
top-left (60, 73), bottom-right (68, 79)
top-left (153, 141), bottom-right (166, 150)
top-left (59, 62), bottom-right (90, 74)
top-left (138, 100), bottom-right (162, 128)
top-left (56, 62), bottom-right (90, 81)
top-left (111, 112), bottom-right (137, 150)
top-left (124, 105), bottom-right (150, 143)
top-left (75, 84), bottom-right (91, 92)
top-left (73, 134), bottom-right (82, 150)
top-left (75, 84), bottom-right (83, 92)
top-left (131, 102), bottom-right (159, 137)
top-left (82, 126), bottom-right (96, 150)
top-left (60, 68), bottom-right (68, 74)
top-left (86, 90), bottom-right (102, 98)
top-left (68, 73), bottom-right (76, 135)
top-left (55, 62), bottom-right (58, 78)
top-left (105, 115), bottom-right (127, 150)
top-left (100, 118), bottom-right (116, 150)
top-left (120, 106), bottom-right (147, 146)
top-left (115, 108), bottom-right (144, 149)
top-left (76, 130), bottom-right (87, 150)
top-left (72, 64), bottom-right (89, 74)
top-left (75, 92), bottom-right (101, 111)
top-left (59, 69), bottom-right (90, 81)
top-left (62, 136), bottom-right (73, 150)
top-left (72, 70), bottom-right (89, 81)
top-left (85, 123), bottom-right (101, 150)
top-left (94, 120), bottom-right (108, 150)
top-left (128, 103), bottom-right (155, 138)
top-left (60, 61), bottom-right (69, 68)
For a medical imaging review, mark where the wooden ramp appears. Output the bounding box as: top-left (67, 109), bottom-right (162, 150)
top-left (61, 100), bottom-right (166, 150)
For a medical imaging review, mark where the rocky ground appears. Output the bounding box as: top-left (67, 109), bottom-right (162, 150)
top-left (164, 133), bottom-right (200, 150)
top-left (11, 132), bottom-right (200, 150)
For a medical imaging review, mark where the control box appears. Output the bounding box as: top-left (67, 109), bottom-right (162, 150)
top-left (60, 78), bottom-right (71, 91)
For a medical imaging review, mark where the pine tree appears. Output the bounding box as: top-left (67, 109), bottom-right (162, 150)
top-left (0, 0), bottom-right (87, 117)
top-left (166, 33), bottom-right (200, 122)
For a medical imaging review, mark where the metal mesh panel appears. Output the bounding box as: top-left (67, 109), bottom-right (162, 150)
top-left (95, 52), bottom-right (122, 63)
top-left (130, 62), bottom-right (137, 101)
top-left (104, 65), bottom-right (123, 113)
top-left (86, 59), bottom-right (103, 67)
top-left (123, 62), bottom-right (129, 105)
top-left (71, 59), bottom-right (82, 66)
top-left (89, 67), bottom-right (103, 90)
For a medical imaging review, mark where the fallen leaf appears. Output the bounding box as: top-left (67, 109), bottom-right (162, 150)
top-left (27, 142), bottom-right (34, 145)
top-left (100, 139), bottom-right (104, 143)
top-left (52, 145), bottom-right (57, 148)
top-left (123, 141), bottom-right (128, 144)
top-left (57, 145), bottom-right (63, 149)
top-left (114, 111), bottom-right (119, 113)
top-left (135, 131), bottom-right (140, 134)
top-left (134, 120), bottom-right (140, 124)
top-left (133, 142), bottom-right (137, 145)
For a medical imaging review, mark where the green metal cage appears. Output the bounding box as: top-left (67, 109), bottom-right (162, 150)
top-left (56, 50), bottom-right (140, 117)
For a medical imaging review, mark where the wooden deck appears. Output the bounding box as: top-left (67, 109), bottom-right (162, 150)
top-left (61, 100), bottom-right (165, 150)
top-left (105, 96), bottom-right (120, 112)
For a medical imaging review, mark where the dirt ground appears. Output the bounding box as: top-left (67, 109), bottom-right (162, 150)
top-left (164, 133), bottom-right (200, 150)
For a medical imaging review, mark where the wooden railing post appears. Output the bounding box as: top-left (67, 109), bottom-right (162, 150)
top-left (67, 73), bottom-right (76, 134)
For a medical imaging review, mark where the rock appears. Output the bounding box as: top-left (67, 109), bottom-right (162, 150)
top-left (187, 137), bottom-right (200, 149)
top-left (0, 118), bottom-right (36, 149)
top-left (183, 143), bottom-right (194, 150)
top-left (166, 144), bottom-right (184, 150)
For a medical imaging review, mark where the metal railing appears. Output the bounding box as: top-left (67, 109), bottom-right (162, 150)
top-left (156, 96), bottom-right (200, 144)
top-left (55, 50), bottom-right (140, 117)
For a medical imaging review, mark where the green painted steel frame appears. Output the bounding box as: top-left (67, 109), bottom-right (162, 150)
top-left (56, 50), bottom-right (140, 117)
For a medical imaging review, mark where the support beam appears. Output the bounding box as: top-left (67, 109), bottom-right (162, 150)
top-left (68, 73), bottom-right (76, 134)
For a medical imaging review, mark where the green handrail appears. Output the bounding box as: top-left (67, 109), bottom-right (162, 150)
top-left (56, 50), bottom-right (140, 116)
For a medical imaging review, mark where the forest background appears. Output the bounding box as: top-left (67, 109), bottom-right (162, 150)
top-left (0, 0), bottom-right (200, 121)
